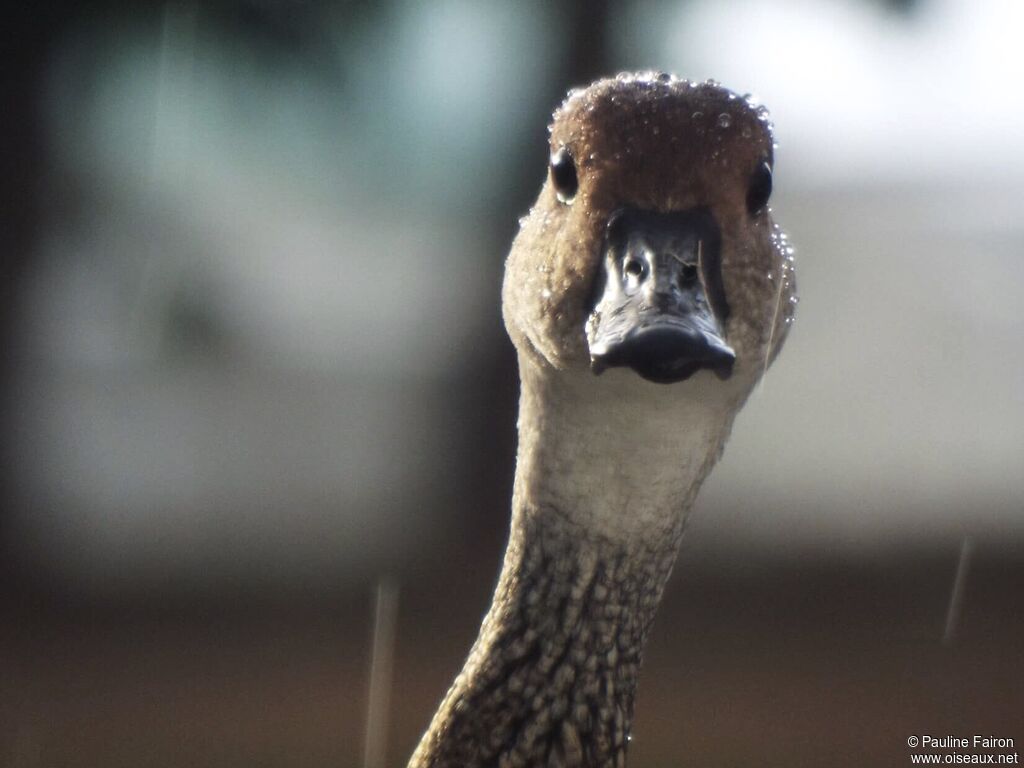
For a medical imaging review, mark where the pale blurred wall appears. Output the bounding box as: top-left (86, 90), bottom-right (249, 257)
top-left (5, 0), bottom-right (1023, 595)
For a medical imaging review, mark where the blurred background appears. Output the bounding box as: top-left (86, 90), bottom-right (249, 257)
top-left (2, 1), bottom-right (1022, 766)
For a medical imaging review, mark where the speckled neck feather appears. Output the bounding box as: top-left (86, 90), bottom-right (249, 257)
top-left (409, 364), bottom-right (738, 768)
top-left (410, 505), bottom-right (680, 768)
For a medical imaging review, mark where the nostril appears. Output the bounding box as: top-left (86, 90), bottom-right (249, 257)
top-left (678, 263), bottom-right (698, 286)
top-left (623, 258), bottom-right (644, 278)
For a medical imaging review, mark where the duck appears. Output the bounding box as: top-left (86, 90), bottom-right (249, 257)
top-left (408, 72), bottom-right (797, 768)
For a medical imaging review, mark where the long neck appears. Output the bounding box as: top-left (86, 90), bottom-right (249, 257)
top-left (409, 365), bottom-right (737, 768)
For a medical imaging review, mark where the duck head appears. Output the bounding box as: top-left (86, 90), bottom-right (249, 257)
top-left (503, 73), bottom-right (796, 394)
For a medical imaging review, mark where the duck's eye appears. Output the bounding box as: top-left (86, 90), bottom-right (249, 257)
top-left (550, 147), bottom-right (578, 204)
top-left (746, 161), bottom-right (773, 215)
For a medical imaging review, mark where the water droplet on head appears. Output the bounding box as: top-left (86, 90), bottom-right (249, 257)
top-left (717, 113), bottom-right (732, 128)
top-left (691, 111), bottom-right (704, 120)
